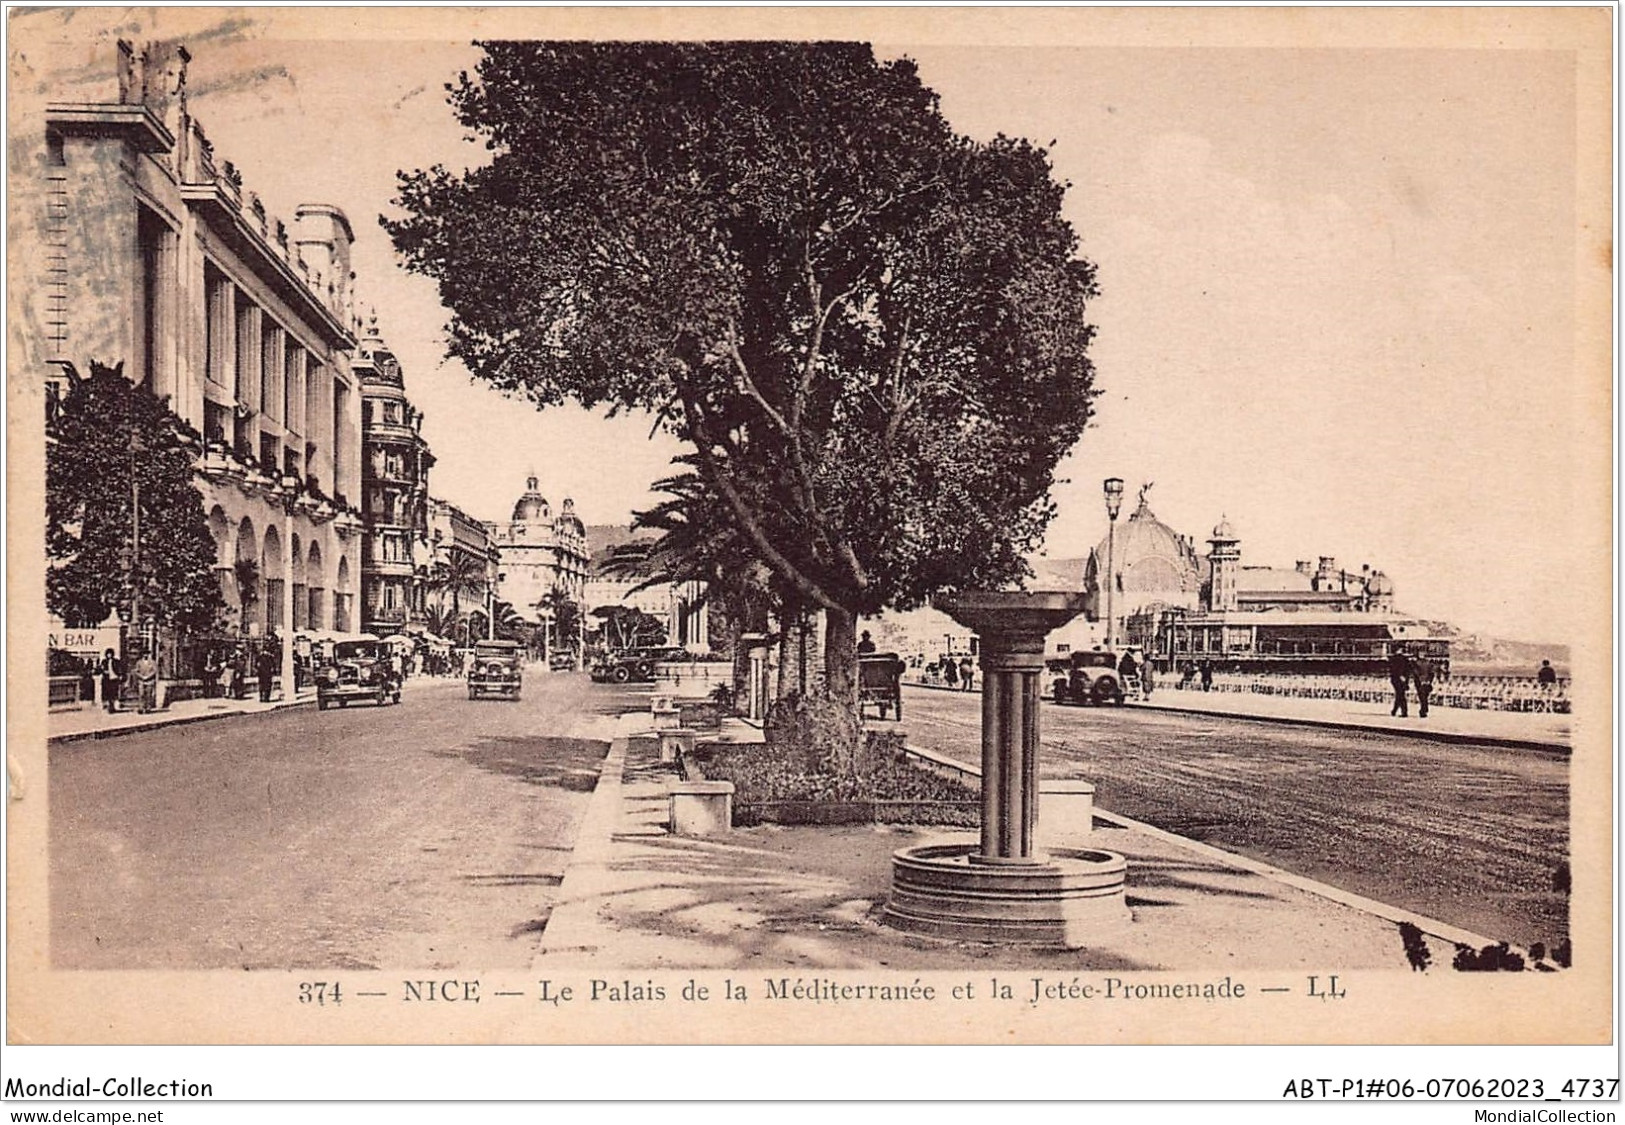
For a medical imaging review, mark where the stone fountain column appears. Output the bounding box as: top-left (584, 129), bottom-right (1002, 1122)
top-left (883, 591), bottom-right (1128, 947)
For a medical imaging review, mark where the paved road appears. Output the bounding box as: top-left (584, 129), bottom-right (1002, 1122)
top-left (49, 671), bottom-right (618, 971)
top-left (900, 687), bottom-right (1570, 951)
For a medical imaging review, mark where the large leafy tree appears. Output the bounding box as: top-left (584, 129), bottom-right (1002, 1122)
top-left (591, 605), bottom-right (669, 652)
top-left (387, 42), bottom-right (1099, 705)
top-left (47, 361), bottom-right (225, 633)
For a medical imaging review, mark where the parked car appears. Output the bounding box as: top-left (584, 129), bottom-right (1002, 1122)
top-left (468, 639), bottom-right (523, 701)
top-left (548, 651), bottom-right (577, 672)
top-left (1051, 649), bottom-right (1128, 706)
top-left (590, 646), bottom-right (682, 684)
top-left (317, 639), bottom-right (401, 710)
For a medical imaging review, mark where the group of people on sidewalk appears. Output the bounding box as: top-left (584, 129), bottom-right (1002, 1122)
top-left (1176, 659), bottom-right (1217, 692)
top-left (97, 641), bottom-right (283, 715)
top-left (1386, 645), bottom-right (1437, 718)
top-left (201, 644), bottom-right (282, 703)
top-left (94, 647), bottom-right (159, 714)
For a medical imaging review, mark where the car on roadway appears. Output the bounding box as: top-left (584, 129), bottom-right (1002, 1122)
top-left (548, 651), bottom-right (577, 672)
top-left (1050, 648), bottom-right (1129, 707)
top-left (589, 646), bottom-right (683, 684)
top-left (317, 639), bottom-right (402, 710)
top-left (468, 639), bottom-right (524, 701)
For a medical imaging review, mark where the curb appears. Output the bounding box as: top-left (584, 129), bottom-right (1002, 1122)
top-left (532, 726), bottom-right (632, 965)
top-left (1131, 700), bottom-right (1569, 754)
top-left (897, 742), bottom-right (1522, 958)
top-left (47, 697), bottom-right (318, 745)
top-left (903, 682), bottom-right (1568, 754)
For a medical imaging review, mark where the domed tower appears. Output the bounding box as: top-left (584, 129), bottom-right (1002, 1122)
top-left (1086, 486), bottom-right (1203, 618)
top-left (1207, 516), bottom-right (1241, 612)
top-left (511, 474), bottom-right (551, 525)
top-left (493, 474), bottom-right (592, 626)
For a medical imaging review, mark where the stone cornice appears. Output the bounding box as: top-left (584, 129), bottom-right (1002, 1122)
top-left (46, 103), bottom-right (174, 153)
top-left (180, 180), bottom-right (355, 353)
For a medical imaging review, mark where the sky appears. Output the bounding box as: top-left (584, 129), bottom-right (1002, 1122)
top-left (13, 7), bottom-right (1608, 645)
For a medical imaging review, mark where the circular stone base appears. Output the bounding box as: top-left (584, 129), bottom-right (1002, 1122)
top-left (883, 843), bottom-right (1129, 948)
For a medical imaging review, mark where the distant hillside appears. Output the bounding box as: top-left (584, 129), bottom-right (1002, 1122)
top-left (1418, 620), bottom-right (1569, 674)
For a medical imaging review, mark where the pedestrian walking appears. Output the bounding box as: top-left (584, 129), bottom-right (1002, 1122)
top-left (1388, 645), bottom-right (1411, 717)
top-left (857, 630), bottom-right (876, 656)
top-left (1140, 662), bottom-right (1156, 700)
top-left (958, 656), bottom-right (974, 692)
top-left (1117, 648), bottom-right (1139, 688)
top-left (1537, 660), bottom-right (1557, 688)
top-left (230, 647), bottom-right (248, 700)
top-left (203, 650), bottom-right (223, 698)
top-left (1411, 652), bottom-right (1435, 718)
top-left (1199, 660), bottom-right (1214, 692)
top-left (98, 648), bottom-right (124, 713)
top-left (254, 645), bottom-right (277, 703)
top-left (943, 657), bottom-right (958, 689)
top-left (134, 647), bottom-right (159, 714)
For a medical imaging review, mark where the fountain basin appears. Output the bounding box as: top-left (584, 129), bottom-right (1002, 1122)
top-left (884, 842), bottom-right (1129, 947)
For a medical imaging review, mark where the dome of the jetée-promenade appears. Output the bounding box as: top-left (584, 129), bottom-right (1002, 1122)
top-left (1093, 492), bottom-right (1201, 596)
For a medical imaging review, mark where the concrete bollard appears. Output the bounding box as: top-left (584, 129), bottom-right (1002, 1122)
top-left (651, 698), bottom-right (681, 731)
top-left (658, 728), bottom-right (698, 763)
top-left (669, 780), bottom-right (734, 836)
top-left (1040, 779), bottom-right (1097, 847)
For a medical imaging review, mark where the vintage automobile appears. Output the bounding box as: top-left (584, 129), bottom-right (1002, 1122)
top-left (1051, 648), bottom-right (1130, 707)
top-left (589, 646), bottom-right (683, 684)
top-left (468, 639), bottom-right (524, 701)
top-left (316, 639), bottom-right (401, 710)
top-left (548, 651), bottom-right (577, 673)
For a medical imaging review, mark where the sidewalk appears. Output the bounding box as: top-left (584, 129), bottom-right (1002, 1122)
top-left (535, 712), bottom-right (1506, 972)
top-left (908, 680), bottom-right (1571, 751)
top-left (47, 688), bottom-right (317, 744)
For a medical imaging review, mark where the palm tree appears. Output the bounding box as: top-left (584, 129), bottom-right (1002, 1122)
top-left (491, 599), bottom-right (525, 642)
top-left (421, 602), bottom-right (458, 640)
top-left (425, 551), bottom-right (488, 630)
top-left (533, 583), bottom-right (577, 660)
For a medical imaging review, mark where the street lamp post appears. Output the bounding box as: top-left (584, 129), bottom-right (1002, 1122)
top-left (1103, 477), bottom-right (1125, 648)
top-left (128, 433), bottom-right (145, 668)
top-left (279, 488), bottom-right (297, 701)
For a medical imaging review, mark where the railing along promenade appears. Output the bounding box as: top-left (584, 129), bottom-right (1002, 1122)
top-left (1168, 672), bottom-right (1570, 714)
top-left (907, 667), bottom-right (1570, 714)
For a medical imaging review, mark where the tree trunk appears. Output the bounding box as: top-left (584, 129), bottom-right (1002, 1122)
top-left (822, 604), bottom-right (859, 713)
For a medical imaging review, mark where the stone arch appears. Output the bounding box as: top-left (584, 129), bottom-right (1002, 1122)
top-left (208, 506), bottom-right (232, 612)
top-left (234, 517), bottom-right (258, 634)
top-left (334, 554), bottom-right (353, 633)
top-left (235, 516), bottom-right (258, 563)
top-left (290, 532), bottom-right (306, 631)
top-left (307, 540), bottom-right (326, 632)
top-left (208, 506), bottom-right (231, 567)
top-left (261, 525), bottom-right (283, 637)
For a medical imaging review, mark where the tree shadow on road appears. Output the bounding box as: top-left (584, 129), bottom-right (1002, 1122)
top-left (436, 736), bottom-right (609, 791)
